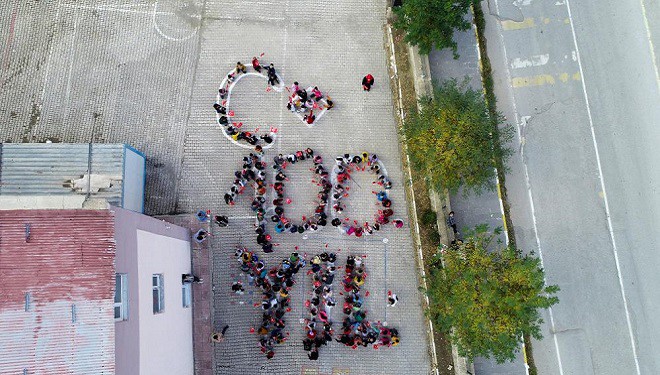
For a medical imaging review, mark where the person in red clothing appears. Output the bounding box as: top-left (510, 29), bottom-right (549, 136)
top-left (252, 56), bottom-right (262, 72)
top-left (304, 110), bottom-right (316, 124)
top-left (362, 74), bottom-right (374, 91)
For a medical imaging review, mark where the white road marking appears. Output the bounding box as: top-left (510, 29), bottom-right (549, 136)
top-left (510, 54), bottom-right (549, 69)
top-left (565, 0), bottom-right (642, 373)
top-left (152, 1), bottom-right (198, 42)
top-left (571, 50), bottom-right (577, 61)
top-left (215, 71), bottom-right (283, 150)
top-left (639, 0), bottom-right (660, 91)
top-left (61, 3), bottom-right (172, 15)
top-left (277, 1), bottom-right (289, 156)
top-left (63, 9), bottom-right (78, 128)
top-left (493, 0), bottom-right (565, 373)
top-left (38, 0), bottom-right (62, 131)
top-left (513, 0), bottom-right (533, 6)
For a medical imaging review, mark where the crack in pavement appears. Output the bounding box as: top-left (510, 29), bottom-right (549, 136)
top-left (487, 0), bottom-right (525, 22)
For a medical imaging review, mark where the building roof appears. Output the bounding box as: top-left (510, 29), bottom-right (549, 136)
top-left (0, 143), bottom-right (128, 207)
top-left (0, 209), bottom-right (116, 374)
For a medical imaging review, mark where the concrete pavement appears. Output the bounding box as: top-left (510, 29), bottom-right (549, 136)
top-left (0, 0), bottom-right (434, 374)
top-left (482, 0), bottom-right (660, 373)
top-left (427, 16), bottom-right (527, 375)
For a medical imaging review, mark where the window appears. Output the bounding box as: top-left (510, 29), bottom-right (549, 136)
top-left (182, 283), bottom-right (192, 308)
top-left (152, 274), bottom-right (164, 314)
top-left (114, 274), bottom-right (128, 321)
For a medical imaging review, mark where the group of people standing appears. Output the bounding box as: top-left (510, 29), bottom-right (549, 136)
top-left (302, 252), bottom-right (338, 360)
top-left (335, 255), bottom-right (400, 349)
top-left (286, 81), bottom-right (333, 125)
top-left (213, 57), bottom-right (280, 147)
top-left (235, 248), bottom-right (305, 359)
top-left (270, 148), bottom-right (331, 235)
top-left (224, 149), bottom-right (279, 252)
top-left (329, 153), bottom-right (404, 237)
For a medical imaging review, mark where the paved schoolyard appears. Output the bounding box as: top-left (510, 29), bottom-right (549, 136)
top-left (0, 0), bottom-right (433, 374)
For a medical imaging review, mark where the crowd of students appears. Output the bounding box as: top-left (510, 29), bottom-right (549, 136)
top-left (271, 148), bottom-right (331, 234)
top-left (224, 149), bottom-right (279, 252)
top-left (213, 57), bottom-right (280, 147)
top-left (234, 248), bottom-right (305, 359)
top-left (286, 81), bottom-right (333, 125)
top-left (329, 153), bottom-right (404, 236)
top-left (335, 255), bottom-right (400, 349)
top-left (302, 252), bottom-right (338, 360)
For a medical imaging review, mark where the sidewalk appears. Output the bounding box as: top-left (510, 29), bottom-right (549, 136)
top-left (426, 13), bottom-right (528, 375)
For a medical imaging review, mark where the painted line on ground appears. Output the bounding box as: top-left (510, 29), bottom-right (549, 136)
top-left (640, 0), bottom-right (660, 91)
top-left (63, 9), bottom-right (78, 129)
top-left (501, 18), bottom-right (536, 30)
top-left (61, 3), bottom-right (171, 15)
top-left (39, 0), bottom-right (63, 133)
top-left (510, 54), bottom-right (549, 69)
top-left (564, 0), bottom-right (642, 373)
top-left (153, 1), bottom-right (199, 42)
top-left (492, 0), bottom-right (565, 373)
top-left (511, 71), bottom-right (580, 87)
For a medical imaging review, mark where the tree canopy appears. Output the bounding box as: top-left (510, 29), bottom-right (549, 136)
top-left (402, 79), bottom-right (513, 195)
top-left (393, 0), bottom-right (474, 56)
top-left (427, 225), bottom-right (559, 363)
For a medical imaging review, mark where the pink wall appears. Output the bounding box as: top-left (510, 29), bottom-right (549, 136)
top-left (112, 207), bottom-right (192, 375)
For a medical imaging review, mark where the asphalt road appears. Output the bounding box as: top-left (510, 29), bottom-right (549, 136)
top-left (482, 0), bottom-right (660, 373)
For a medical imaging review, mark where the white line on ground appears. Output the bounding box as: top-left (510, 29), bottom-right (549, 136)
top-left (492, 0), bottom-right (564, 373)
top-left (63, 9), bottom-right (78, 129)
top-left (510, 54), bottom-right (549, 69)
top-left (38, 0), bottom-right (62, 134)
top-left (639, 0), bottom-right (660, 91)
top-left (277, 2), bottom-right (289, 156)
top-left (61, 3), bottom-right (172, 15)
top-left (152, 1), bottom-right (198, 42)
top-left (564, 1), bottom-right (642, 373)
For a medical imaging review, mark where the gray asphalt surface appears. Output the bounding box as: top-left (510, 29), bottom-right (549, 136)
top-left (482, 0), bottom-right (660, 373)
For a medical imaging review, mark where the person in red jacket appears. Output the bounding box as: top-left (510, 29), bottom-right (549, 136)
top-left (304, 110), bottom-right (316, 125)
top-left (362, 74), bottom-right (374, 91)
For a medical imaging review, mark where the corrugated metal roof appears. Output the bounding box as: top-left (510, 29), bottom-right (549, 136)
top-left (0, 209), bottom-right (116, 374)
top-left (0, 143), bottom-right (126, 207)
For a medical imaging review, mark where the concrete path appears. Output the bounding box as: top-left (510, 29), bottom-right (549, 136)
top-left (427, 14), bottom-right (527, 375)
top-left (482, 0), bottom-right (660, 373)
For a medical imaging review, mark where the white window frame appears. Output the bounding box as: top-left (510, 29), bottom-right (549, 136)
top-left (114, 273), bottom-right (128, 321)
top-left (152, 274), bottom-right (165, 314)
top-left (182, 282), bottom-right (192, 308)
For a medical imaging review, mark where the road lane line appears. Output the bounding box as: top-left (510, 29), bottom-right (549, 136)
top-left (493, 0), bottom-right (565, 373)
top-left (640, 0), bottom-right (660, 91)
top-left (510, 54), bottom-right (549, 69)
top-left (564, 0), bottom-right (642, 373)
top-left (501, 18), bottom-right (536, 30)
top-left (512, 74), bottom-right (555, 87)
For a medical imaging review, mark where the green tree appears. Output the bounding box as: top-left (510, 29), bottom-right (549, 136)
top-left (393, 0), bottom-right (474, 57)
top-left (427, 225), bottom-right (559, 363)
top-left (402, 79), bottom-right (513, 195)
